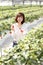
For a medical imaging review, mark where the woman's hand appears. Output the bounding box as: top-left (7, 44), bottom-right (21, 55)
top-left (11, 25), bottom-right (14, 31)
top-left (20, 29), bottom-right (24, 32)
top-left (20, 29), bottom-right (24, 34)
top-left (10, 24), bottom-right (15, 35)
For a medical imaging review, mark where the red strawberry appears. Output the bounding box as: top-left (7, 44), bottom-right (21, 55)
top-left (12, 25), bottom-right (14, 28)
top-left (20, 29), bottom-right (24, 32)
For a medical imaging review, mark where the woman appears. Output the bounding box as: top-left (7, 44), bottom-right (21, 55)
top-left (11, 12), bottom-right (27, 47)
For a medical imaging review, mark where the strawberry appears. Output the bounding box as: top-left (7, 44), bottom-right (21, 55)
top-left (20, 29), bottom-right (24, 32)
top-left (10, 31), bottom-right (12, 34)
top-left (12, 25), bottom-right (14, 28)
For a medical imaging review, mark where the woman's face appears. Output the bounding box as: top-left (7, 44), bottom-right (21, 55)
top-left (17, 16), bottom-right (23, 24)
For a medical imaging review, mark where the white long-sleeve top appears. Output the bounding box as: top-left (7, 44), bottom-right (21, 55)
top-left (11, 23), bottom-right (28, 42)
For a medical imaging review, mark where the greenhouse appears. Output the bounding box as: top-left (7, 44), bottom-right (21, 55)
top-left (0, 0), bottom-right (43, 65)
top-left (0, 0), bottom-right (43, 6)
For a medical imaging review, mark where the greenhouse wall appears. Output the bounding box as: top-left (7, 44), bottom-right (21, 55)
top-left (0, 0), bottom-right (43, 6)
